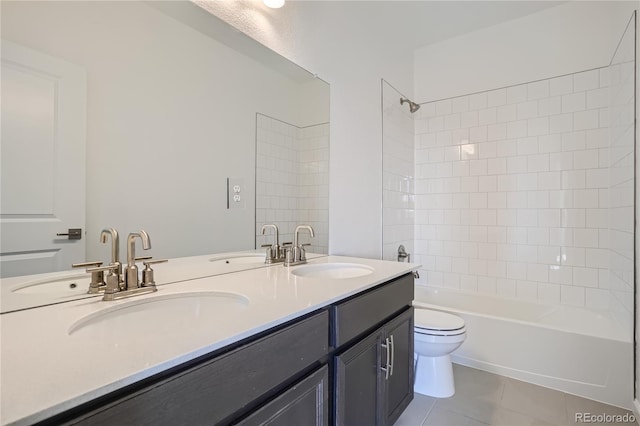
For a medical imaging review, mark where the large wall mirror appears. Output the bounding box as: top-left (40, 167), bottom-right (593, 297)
top-left (0, 1), bottom-right (329, 306)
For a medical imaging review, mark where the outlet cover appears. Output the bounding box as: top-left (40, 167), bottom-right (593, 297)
top-left (227, 177), bottom-right (245, 209)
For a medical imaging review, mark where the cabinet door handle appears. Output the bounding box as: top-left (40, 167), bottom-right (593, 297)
top-left (381, 337), bottom-right (391, 380)
top-left (389, 334), bottom-right (395, 377)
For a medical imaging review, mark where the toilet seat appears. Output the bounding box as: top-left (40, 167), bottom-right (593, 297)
top-left (415, 309), bottom-right (466, 336)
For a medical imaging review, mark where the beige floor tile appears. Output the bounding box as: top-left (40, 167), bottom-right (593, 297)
top-left (499, 377), bottom-right (568, 425)
top-left (489, 407), bottom-right (567, 426)
top-left (400, 365), bottom-right (633, 426)
top-left (452, 364), bottom-right (505, 399)
top-left (427, 364), bottom-right (506, 424)
top-left (396, 393), bottom-right (437, 426)
top-left (423, 406), bottom-right (490, 426)
top-left (434, 389), bottom-right (502, 424)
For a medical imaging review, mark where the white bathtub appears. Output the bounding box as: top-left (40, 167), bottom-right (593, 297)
top-left (413, 285), bottom-right (634, 410)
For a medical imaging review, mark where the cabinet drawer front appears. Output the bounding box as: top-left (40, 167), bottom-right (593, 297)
top-left (73, 310), bottom-right (329, 426)
top-left (332, 273), bottom-right (413, 347)
top-left (237, 366), bottom-right (329, 426)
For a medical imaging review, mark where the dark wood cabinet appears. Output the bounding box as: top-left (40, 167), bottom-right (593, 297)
top-left (237, 366), bottom-right (328, 426)
top-left (335, 326), bottom-right (385, 426)
top-left (332, 273), bottom-right (414, 348)
top-left (384, 308), bottom-right (414, 426)
top-left (334, 307), bottom-right (413, 426)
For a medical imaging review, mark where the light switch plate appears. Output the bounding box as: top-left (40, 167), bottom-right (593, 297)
top-left (227, 178), bottom-right (245, 209)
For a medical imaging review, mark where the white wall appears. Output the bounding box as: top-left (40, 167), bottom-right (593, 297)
top-left (297, 78), bottom-right (330, 127)
top-left (414, 2), bottom-right (617, 103)
top-left (200, 1), bottom-right (415, 259)
top-left (1, 1), bottom-right (317, 261)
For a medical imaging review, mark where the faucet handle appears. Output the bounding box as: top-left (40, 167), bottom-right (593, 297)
top-left (87, 263), bottom-right (124, 298)
top-left (86, 264), bottom-right (119, 273)
top-left (85, 263), bottom-right (122, 294)
top-left (72, 261), bottom-right (102, 269)
top-left (142, 259), bottom-right (168, 266)
top-left (141, 259), bottom-right (168, 287)
top-left (135, 255), bottom-right (153, 263)
top-left (73, 261), bottom-right (106, 293)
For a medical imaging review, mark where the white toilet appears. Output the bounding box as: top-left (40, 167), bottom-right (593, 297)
top-left (413, 308), bottom-right (466, 398)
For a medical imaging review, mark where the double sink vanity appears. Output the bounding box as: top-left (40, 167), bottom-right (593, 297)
top-left (1, 235), bottom-right (418, 425)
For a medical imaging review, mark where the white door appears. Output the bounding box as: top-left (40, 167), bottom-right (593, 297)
top-left (1, 40), bottom-right (86, 278)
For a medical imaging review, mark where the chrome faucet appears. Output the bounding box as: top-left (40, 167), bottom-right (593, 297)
top-left (125, 230), bottom-right (151, 290)
top-left (99, 229), bottom-right (167, 301)
top-left (77, 228), bottom-right (167, 301)
top-left (100, 228), bottom-right (122, 287)
top-left (261, 224), bottom-right (283, 264)
top-left (285, 225), bottom-right (315, 266)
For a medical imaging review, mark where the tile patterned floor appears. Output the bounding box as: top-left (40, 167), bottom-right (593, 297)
top-left (396, 364), bottom-right (636, 426)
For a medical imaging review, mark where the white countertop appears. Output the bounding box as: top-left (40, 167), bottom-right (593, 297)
top-left (0, 255), bottom-right (418, 425)
top-left (0, 250), bottom-right (326, 313)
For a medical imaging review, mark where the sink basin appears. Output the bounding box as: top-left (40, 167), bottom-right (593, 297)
top-left (209, 253), bottom-right (266, 265)
top-left (69, 291), bottom-right (250, 338)
top-left (12, 273), bottom-right (91, 296)
top-left (291, 263), bottom-right (374, 279)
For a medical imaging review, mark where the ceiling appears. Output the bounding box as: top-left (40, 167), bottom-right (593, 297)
top-left (206, 0), bottom-right (566, 50)
top-left (342, 1), bottom-right (566, 49)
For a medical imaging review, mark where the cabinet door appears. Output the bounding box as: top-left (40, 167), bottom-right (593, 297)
top-left (334, 329), bottom-right (385, 426)
top-left (237, 366), bottom-right (328, 426)
top-left (384, 307), bottom-right (414, 426)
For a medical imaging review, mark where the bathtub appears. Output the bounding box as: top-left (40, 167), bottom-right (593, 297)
top-left (413, 285), bottom-right (634, 410)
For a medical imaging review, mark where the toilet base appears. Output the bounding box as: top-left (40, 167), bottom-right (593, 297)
top-left (414, 354), bottom-right (455, 398)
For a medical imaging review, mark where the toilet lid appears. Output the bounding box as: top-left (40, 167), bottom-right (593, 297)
top-left (415, 309), bottom-right (465, 331)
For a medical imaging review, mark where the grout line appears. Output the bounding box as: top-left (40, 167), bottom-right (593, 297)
top-left (420, 397), bottom-right (437, 425)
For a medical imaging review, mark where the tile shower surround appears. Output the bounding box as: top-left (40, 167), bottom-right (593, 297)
top-left (413, 67), bottom-right (632, 315)
top-left (256, 114), bottom-right (329, 254)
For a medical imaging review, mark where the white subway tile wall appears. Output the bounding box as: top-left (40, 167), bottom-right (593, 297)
top-left (608, 18), bottom-right (635, 337)
top-left (414, 67), bottom-right (623, 311)
top-left (383, 81), bottom-right (415, 262)
top-left (256, 114), bottom-right (329, 254)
